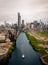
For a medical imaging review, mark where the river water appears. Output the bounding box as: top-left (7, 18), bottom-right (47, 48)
top-left (8, 32), bottom-right (43, 65)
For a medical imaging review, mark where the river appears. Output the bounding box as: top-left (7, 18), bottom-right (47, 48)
top-left (8, 32), bottom-right (43, 65)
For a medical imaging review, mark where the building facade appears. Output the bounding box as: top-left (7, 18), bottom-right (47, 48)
top-left (18, 12), bottom-right (21, 28)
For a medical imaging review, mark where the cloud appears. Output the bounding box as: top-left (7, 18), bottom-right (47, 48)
top-left (0, 0), bottom-right (48, 24)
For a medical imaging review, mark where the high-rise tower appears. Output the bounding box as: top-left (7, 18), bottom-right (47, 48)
top-left (22, 20), bottom-right (24, 28)
top-left (18, 12), bottom-right (21, 28)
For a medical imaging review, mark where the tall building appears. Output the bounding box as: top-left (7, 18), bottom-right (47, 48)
top-left (18, 12), bottom-right (21, 28)
top-left (22, 20), bottom-right (24, 28)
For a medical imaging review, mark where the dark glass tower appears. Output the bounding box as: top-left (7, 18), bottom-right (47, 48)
top-left (18, 12), bottom-right (21, 28)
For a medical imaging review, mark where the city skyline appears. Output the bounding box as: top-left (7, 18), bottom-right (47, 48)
top-left (0, 0), bottom-right (48, 24)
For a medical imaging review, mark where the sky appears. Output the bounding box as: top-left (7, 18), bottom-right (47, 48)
top-left (0, 0), bottom-right (48, 25)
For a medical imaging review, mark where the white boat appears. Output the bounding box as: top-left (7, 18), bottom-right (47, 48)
top-left (22, 54), bottom-right (25, 59)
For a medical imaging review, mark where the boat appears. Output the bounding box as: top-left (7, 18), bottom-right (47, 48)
top-left (22, 54), bottom-right (25, 59)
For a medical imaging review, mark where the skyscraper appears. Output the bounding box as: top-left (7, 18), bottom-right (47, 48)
top-left (18, 12), bottom-right (21, 28)
top-left (22, 20), bottom-right (24, 28)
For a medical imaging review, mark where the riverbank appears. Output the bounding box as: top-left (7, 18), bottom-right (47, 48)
top-left (25, 32), bottom-right (48, 65)
top-left (0, 31), bottom-right (16, 65)
top-left (0, 41), bottom-right (16, 65)
top-left (40, 54), bottom-right (48, 65)
top-left (36, 32), bottom-right (48, 38)
top-left (28, 31), bottom-right (48, 41)
top-left (25, 32), bottom-right (46, 55)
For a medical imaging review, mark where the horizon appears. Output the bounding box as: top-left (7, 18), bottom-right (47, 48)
top-left (0, 0), bottom-right (48, 25)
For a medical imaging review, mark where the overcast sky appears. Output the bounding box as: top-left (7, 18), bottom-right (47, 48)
top-left (0, 0), bottom-right (48, 24)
